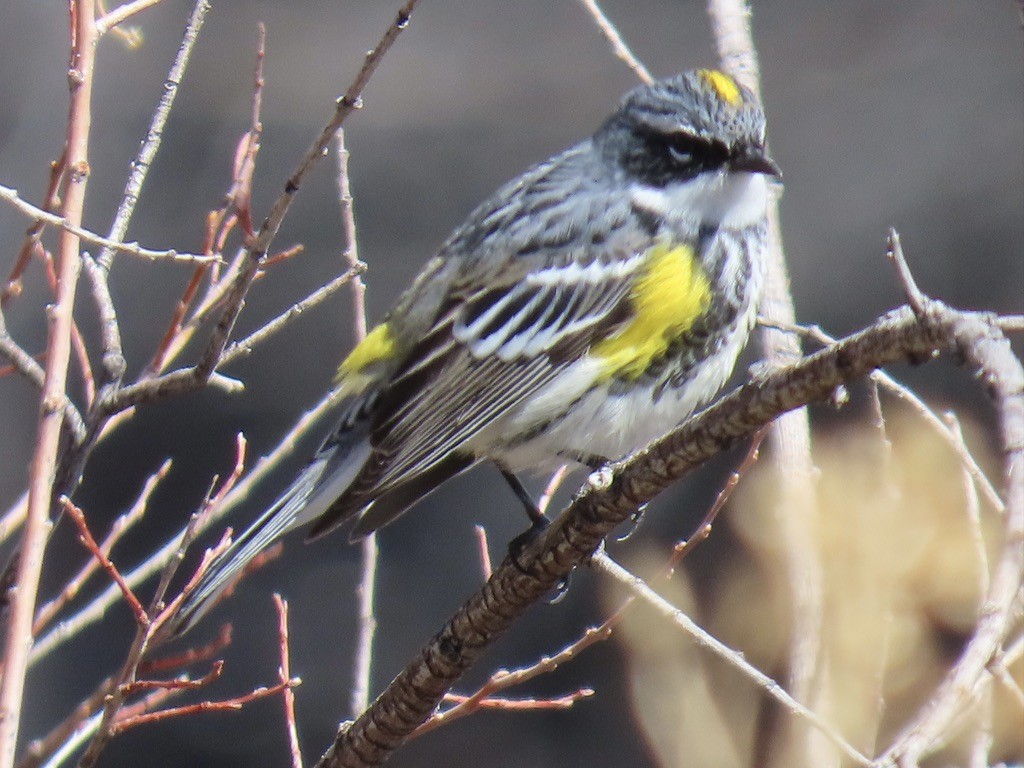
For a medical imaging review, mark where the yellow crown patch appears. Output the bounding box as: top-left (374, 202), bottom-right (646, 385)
top-left (699, 69), bottom-right (742, 107)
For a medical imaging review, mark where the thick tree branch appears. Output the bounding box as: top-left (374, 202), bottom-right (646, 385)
top-left (314, 302), bottom-right (1021, 767)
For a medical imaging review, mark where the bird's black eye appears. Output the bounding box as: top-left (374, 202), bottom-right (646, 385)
top-left (665, 133), bottom-right (703, 166)
top-left (664, 133), bottom-right (730, 170)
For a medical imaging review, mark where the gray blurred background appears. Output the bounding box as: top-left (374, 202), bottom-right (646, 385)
top-left (0, 1), bottom-right (1021, 766)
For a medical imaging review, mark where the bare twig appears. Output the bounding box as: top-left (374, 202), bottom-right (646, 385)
top-left (669, 428), bottom-right (765, 566)
top-left (877, 310), bottom-right (1024, 768)
top-left (335, 127), bottom-right (377, 721)
top-left (275, 595), bottom-right (304, 768)
top-left (17, 679), bottom-right (112, 768)
top-left (191, 0), bottom-right (421, 389)
top-left (886, 229), bottom-right (927, 317)
top-left (97, 0), bottom-right (208, 272)
top-left (0, 317), bottom-right (87, 443)
top-left (576, 0), bottom-right (653, 84)
top-left (30, 389), bottom-right (341, 664)
top-left (473, 525), bottom-right (493, 581)
top-left (221, 263), bottom-right (365, 365)
top-left (0, 184), bottom-right (215, 265)
top-left (765, 318), bottom-right (1006, 513)
top-left (94, 0), bottom-right (419, 418)
top-left (946, 413), bottom-right (991, 601)
top-left (0, 2), bottom-right (98, 762)
top-left (416, 630), bottom-right (606, 737)
top-left (109, 677), bottom-right (298, 734)
top-left (95, 0), bottom-right (165, 34)
top-left (591, 551), bottom-right (874, 767)
top-left (0, 493), bottom-right (28, 549)
top-left (1, 150), bottom-right (65, 308)
top-left (33, 461), bottom-right (169, 634)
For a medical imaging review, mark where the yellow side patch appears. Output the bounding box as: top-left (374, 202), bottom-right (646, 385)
top-left (699, 69), bottom-right (742, 107)
top-left (593, 242), bottom-right (711, 380)
top-left (335, 323), bottom-right (397, 388)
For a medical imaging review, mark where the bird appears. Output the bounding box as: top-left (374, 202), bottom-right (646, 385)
top-left (169, 68), bottom-right (781, 634)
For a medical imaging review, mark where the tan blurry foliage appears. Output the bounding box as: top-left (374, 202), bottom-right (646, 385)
top-left (616, 412), bottom-right (1023, 767)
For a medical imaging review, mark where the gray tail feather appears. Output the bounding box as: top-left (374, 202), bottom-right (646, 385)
top-left (167, 433), bottom-right (370, 636)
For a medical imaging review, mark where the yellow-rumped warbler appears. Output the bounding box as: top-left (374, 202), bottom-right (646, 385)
top-left (172, 69), bottom-right (780, 633)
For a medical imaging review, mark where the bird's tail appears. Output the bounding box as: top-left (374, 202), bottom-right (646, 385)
top-left (165, 431), bottom-right (371, 637)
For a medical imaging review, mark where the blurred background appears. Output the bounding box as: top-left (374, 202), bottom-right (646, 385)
top-left (0, 1), bottom-right (1021, 766)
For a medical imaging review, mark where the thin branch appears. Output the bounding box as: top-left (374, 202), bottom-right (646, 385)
top-left (93, 0), bottom-right (419, 421)
top-left (221, 263), bottom-right (365, 366)
top-left (0, 318), bottom-right (87, 443)
top-left (0, 184), bottom-right (216, 265)
top-left (576, 0), bottom-right (653, 84)
top-left (764, 318), bottom-right (1006, 514)
top-left (95, 0), bottom-right (165, 35)
top-left (96, 0), bottom-right (209, 272)
top-left (33, 460), bottom-right (169, 634)
top-left (1, 150), bottom-right (65, 308)
top-left (109, 678), bottom-right (298, 734)
top-left (877, 311), bottom-right (1024, 768)
top-left (590, 552), bottom-right (874, 767)
top-left (30, 389), bottom-right (342, 664)
top-left (946, 413), bottom-right (991, 601)
top-left (334, 127), bottom-right (377, 721)
top-left (473, 525), bottom-right (493, 581)
top-left (887, 229), bottom-right (927, 317)
top-left (0, 493), bottom-right (28, 549)
top-left (189, 0), bottom-right (421, 388)
top-left (17, 679), bottom-right (111, 768)
top-left (0, 2), bottom-right (97, 762)
top-left (275, 595), bottom-right (304, 768)
top-left (81, 254), bottom-right (125, 388)
top-left (62, 497), bottom-right (147, 624)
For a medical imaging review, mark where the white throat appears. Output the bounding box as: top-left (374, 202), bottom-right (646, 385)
top-left (631, 171), bottom-right (770, 230)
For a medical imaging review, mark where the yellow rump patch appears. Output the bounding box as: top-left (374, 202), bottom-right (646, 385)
top-left (335, 322), bottom-right (397, 390)
top-left (699, 69), bottom-right (742, 107)
top-left (593, 242), bottom-right (711, 380)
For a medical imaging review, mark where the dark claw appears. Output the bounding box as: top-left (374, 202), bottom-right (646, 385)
top-left (615, 503), bottom-right (648, 542)
top-left (508, 515), bottom-right (550, 573)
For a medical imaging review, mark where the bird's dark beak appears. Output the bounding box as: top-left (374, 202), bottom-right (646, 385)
top-left (730, 146), bottom-right (782, 180)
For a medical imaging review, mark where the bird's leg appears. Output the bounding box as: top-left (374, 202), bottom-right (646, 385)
top-left (495, 463), bottom-right (551, 572)
top-left (498, 465), bottom-right (548, 528)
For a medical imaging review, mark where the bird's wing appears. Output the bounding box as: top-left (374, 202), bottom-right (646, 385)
top-left (348, 245), bottom-right (649, 501)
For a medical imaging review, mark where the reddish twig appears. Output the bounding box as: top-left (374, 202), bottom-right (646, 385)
top-left (111, 677), bottom-right (298, 734)
top-left (667, 427), bottom-right (766, 568)
top-left (61, 497), bottom-right (148, 626)
top-left (275, 595), bottom-right (304, 768)
top-left (473, 525), bottom-right (493, 581)
top-left (33, 459), bottom-right (171, 634)
top-left (121, 660), bottom-right (224, 695)
top-left (1, 151), bottom-right (65, 307)
top-left (140, 623), bottom-right (233, 676)
top-left (441, 688), bottom-right (594, 711)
